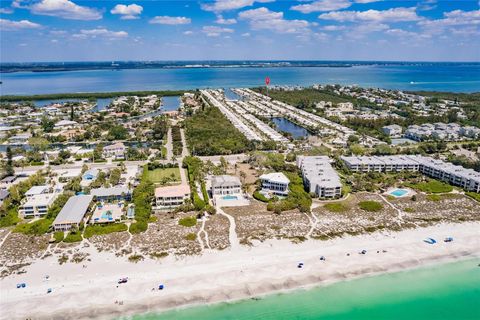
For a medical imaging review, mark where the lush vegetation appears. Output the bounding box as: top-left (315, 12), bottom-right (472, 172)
top-left (178, 216), bottom-right (197, 227)
top-left (1, 90), bottom-right (185, 102)
top-left (266, 172), bottom-right (312, 213)
top-left (358, 201), bottom-right (384, 212)
top-left (83, 223), bottom-right (128, 238)
top-left (53, 231), bottom-right (64, 243)
top-left (254, 87), bottom-right (351, 106)
top-left (466, 192), bottom-right (480, 202)
top-left (130, 166), bottom-right (154, 234)
top-left (183, 156), bottom-right (206, 211)
top-left (64, 230), bottom-right (83, 243)
top-left (13, 218), bottom-right (52, 235)
top-left (406, 180), bottom-right (453, 194)
top-left (184, 106), bottom-right (253, 156)
top-left (253, 191), bottom-right (269, 202)
top-left (0, 172), bottom-right (46, 227)
top-left (171, 125), bottom-right (183, 156)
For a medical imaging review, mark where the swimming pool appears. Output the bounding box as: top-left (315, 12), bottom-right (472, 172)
top-left (389, 189), bottom-right (409, 197)
top-left (222, 195), bottom-right (238, 200)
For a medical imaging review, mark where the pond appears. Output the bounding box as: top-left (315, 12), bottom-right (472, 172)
top-left (162, 96), bottom-right (180, 111)
top-left (271, 117), bottom-right (311, 139)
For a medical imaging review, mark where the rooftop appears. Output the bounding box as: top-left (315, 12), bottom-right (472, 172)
top-left (155, 184), bottom-right (190, 198)
top-left (53, 195), bottom-right (94, 225)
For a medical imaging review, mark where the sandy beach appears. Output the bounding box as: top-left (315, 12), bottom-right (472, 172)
top-left (1, 221), bottom-right (479, 320)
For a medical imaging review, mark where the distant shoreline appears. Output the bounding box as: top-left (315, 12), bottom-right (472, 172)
top-left (2, 60), bottom-right (479, 74)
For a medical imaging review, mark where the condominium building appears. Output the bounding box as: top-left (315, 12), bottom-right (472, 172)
top-left (259, 172), bottom-right (290, 196)
top-left (297, 156), bottom-right (342, 198)
top-left (341, 155), bottom-right (480, 193)
top-left (154, 185), bottom-right (191, 210)
top-left (53, 195), bottom-right (94, 231)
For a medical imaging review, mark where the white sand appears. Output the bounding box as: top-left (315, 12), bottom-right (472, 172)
top-left (1, 222), bottom-right (479, 320)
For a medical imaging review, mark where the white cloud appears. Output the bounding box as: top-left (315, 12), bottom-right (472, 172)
top-left (239, 7), bottom-right (311, 34)
top-left (183, 30), bottom-right (194, 35)
top-left (202, 0), bottom-right (275, 12)
top-left (319, 7), bottom-right (421, 22)
top-left (111, 4), bottom-right (143, 20)
top-left (291, 0), bottom-right (351, 14)
top-left (50, 39), bottom-right (58, 43)
top-left (0, 7), bottom-right (14, 14)
top-left (29, 0), bottom-right (102, 20)
top-left (149, 16), bottom-right (191, 25)
top-left (354, 0), bottom-right (382, 3)
top-left (0, 18), bottom-right (42, 31)
top-left (216, 15), bottom-right (237, 25)
top-left (50, 30), bottom-right (67, 35)
top-left (74, 28), bottom-right (128, 39)
top-left (241, 32), bottom-right (251, 36)
top-left (202, 25), bottom-right (234, 37)
top-left (321, 25), bottom-right (346, 31)
top-left (419, 9), bottom-right (480, 29)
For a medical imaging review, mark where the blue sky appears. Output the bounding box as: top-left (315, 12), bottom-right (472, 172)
top-left (1, 0), bottom-right (479, 62)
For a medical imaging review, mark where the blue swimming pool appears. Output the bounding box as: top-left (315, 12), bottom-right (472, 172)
top-left (222, 195), bottom-right (238, 200)
top-left (389, 189), bottom-right (409, 197)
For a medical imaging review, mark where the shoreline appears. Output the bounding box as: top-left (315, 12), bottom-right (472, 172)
top-left (1, 222), bottom-right (479, 320)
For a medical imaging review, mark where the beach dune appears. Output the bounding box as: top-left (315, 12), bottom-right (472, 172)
top-left (1, 222), bottom-right (479, 320)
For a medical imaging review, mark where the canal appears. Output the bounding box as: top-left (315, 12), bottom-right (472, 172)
top-left (271, 117), bottom-right (311, 139)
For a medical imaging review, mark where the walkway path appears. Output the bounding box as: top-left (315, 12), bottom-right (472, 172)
top-left (197, 216), bottom-right (211, 251)
top-left (179, 128), bottom-right (189, 158)
top-left (0, 230), bottom-right (12, 249)
top-left (216, 207), bottom-right (239, 249)
top-left (165, 127), bottom-right (173, 161)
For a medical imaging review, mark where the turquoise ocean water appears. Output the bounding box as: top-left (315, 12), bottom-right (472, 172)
top-left (129, 258), bottom-right (480, 320)
top-left (1, 64), bottom-right (480, 95)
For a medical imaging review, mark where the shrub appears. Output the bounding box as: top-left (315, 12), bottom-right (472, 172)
top-left (64, 231), bottom-right (83, 243)
top-left (324, 202), bottom-right (349, 213)
top-left (13, 218), bottom-right (52, 235)
top-left (53, 231), bottom-right (64, 243)
top-left (185, 233), bottom-right (197, 241)
top-left (205, 205), bottom-right (216, 215)
top-left (84, 223), bottom-right (128, 239)
top-left (193, 192), bottom-right (205, 211)
top-left (358, 201), bottom-right (383, 212)
top-left (128, 254), bottom-right (144, 263)
top-left (129, 221), bottom-right (148, 234)
top-left (253, 191), bottom-right (269, 202)
top-left (179, 216), bottom-right (197, 227)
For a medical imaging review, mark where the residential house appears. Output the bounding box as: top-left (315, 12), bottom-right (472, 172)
top-left (259, 172), bottom-right (290, 197)
top-left (103, 142), bottom-right (126, 160)
top-left (154, 184), bottom-right (191, 210)
top-left (211, 175), bottom-right (242, 196)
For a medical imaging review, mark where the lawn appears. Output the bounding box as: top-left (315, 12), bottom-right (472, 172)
top-left (406, 180), bottom-right (453, 194)
top-left (146, 167), bottom-right (180, 184)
